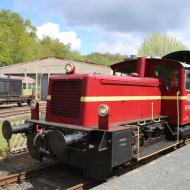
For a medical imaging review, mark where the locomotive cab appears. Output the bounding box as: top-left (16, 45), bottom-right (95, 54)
top-left (3, 51), bottom-right (190, 179)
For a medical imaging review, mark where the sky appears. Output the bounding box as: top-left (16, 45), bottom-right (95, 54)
top-left (0, 0), bottom-right (190, 55)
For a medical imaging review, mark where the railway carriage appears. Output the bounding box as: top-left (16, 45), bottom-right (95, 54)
top-left (12, 76), bottom-right (35, 106)
top-left (2, 50), bottom-right (190, 179)
top-left (0, 76), bottom-right (35, 106)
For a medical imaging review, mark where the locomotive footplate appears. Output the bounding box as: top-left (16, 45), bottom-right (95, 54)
top-left (138, 140), bottom-right (177, 160)
top-left (23, 119), bottom-right (133, 179)
top-left (26, 119), bottom-right (97, 132)
top-left (3, 118), bottom-right (181, 179)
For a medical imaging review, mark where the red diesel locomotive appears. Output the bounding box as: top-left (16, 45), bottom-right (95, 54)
top-left (2, 50), bottom-right (190, 179)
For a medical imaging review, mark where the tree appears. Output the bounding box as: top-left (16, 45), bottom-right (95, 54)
top-left (0, 10), bottom-right (39, 65)
top-left (138, 33), bottom-right (188, 57)
top-left (85, 52), bottom-right (124, 65)
top-left (0, 10), bottom-right (123, 66)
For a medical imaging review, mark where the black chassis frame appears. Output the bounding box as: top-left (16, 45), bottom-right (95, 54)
top-left (26, 119), bottom-right (133, 179)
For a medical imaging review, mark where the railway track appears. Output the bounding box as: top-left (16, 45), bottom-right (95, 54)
top-left (0, 151), bottom-right (171, 190)
top-left (0, 107), bottom-right (46, 118)
top-left (0, 163), bottom-right (100, 190)
top-left (0, 102), bottom-right (46, 110)
top-left (0, 164), bottom-right (54, 188)
top-left (0, 103), bottom-right (46, 118)
top-left (1, 141), bottom-right (189, 189)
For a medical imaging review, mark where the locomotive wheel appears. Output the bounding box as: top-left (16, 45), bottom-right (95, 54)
top-left (27, 100), bottom-right (31, 106)
top-left (27, 133), bottom-right (42, 161)
top-left (17, 102), bottom-right (22, 107)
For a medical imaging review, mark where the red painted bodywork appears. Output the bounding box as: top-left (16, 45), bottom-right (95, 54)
top-left (31, 101), bottom-right (39, 120)
top-left (46, 75), bottom-right (161, 128)
top-left (45, 57), bottom-right (190, 129)
top-left (146, 59), bottom-right (189, 125)
top-left (98, 114), bottom-right (110, 130)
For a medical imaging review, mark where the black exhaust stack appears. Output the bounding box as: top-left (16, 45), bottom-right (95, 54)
top-left (2, 120), bottom-right (33, 140)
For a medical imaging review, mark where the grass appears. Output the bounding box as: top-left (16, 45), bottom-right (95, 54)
top-left (0, 125), bottom-right (8, 154)
top-left (0, 120), bottom-right (25, 155)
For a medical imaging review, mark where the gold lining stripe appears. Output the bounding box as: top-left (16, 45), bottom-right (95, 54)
top-left (47, 95), bottom-right (51, 100)
top-left (80, 96), bottom-right (188, 102)
top-left (161, 96), bottom-right (187, 100)
top-left (46, 95), bottom-right (189, 102)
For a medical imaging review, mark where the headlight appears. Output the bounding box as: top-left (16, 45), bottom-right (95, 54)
top-left (98, 104), bottom-right (109, 117)
top-left (30, 100), bottom-right (37, 110)
top-left (65, 63), bottom-right (74, 74)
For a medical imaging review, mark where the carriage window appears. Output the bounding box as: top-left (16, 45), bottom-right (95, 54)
top-left (4, 81), bottom-right (9, 92)
top-left (185, 70), bottom-right (190, 90)
top-left (28, 83), bottom-right (32, 89)
top-left (155, 65), bottom-right (180, 88)
top-left (23, 83), bottom-right (26, 89)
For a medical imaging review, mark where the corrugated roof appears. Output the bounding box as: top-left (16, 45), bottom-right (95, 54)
top-left (0, 56), bottom-right (110, 69)
top-left (0, 57), bottom-right (112, 75)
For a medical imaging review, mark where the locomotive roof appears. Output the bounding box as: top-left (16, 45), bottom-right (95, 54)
top-left (163, 50), bottom-right (190, 68)
top-left (150, 58), bottom-right (190, 68)
top-left (111, 51), bottom-right (190, 70)
top-left (163, 50), bottom-right (190, 63)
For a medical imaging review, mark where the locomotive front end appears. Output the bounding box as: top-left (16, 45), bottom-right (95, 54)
top-left (2, 72), bottom-right (136, 179)
top-left (4, 51), bottom-right (190, 179)
top-left (2, 58), bottom-right (173, 179)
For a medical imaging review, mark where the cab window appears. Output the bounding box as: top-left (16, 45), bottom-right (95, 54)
top-left (114, 64), bottom-right (137, 76)
top-left (185, 70), bottom-right (190, 90)
top-left (155, 65), bottom-right (180, 88)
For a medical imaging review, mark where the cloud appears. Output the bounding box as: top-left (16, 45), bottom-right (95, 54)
top-left (14, 0), bottom-right (190, 33)
top-left (166, 28), bottom-right (190, 49)
top-left (36, 22), bottom-right (81, 50)
top-left (13, 0), bottom-right (190, 54)
top-left (96, 32), bottom-right (143, 55)
top-left (96, 30), bottom-right (190, 55)
top-left (44, 0), bottom-right (190, 33)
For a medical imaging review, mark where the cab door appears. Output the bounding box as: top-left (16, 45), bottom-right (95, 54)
top-left (182, 69), bottom-right (190, 125)
top-left (155, 64), bottom-right (181, 124)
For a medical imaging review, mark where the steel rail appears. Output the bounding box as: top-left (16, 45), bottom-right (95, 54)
top-left (0, 166), bottom-right (99, 189)
top-left (0, 107), bottom-right (45, 115)
top-left (0, 164), bottom-right (59, 188)
top-left (66, 184), bottom-right (84, 190)
top-left (0, 108), bottom-right (46, 118)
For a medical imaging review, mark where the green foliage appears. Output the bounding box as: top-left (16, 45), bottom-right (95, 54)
top-left (39, 37), bottom-right (70, 57)
top-left (0, 9), bottom-right (40, 65)
top-left (138, 33), bottom-right (187, 57)
top-left (0, 10), bottom-right (124, 66)
top-left (1, 10), bottom-right (189, 67)
top-left (85, 52), bottom-right (124, 65)
top-left (0, 125), bottom-right (7, 152)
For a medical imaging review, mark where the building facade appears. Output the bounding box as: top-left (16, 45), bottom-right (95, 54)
top-left (0, 57), bottom-right (112, 100)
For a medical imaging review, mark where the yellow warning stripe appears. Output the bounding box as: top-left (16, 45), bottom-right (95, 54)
top-left (47, 95), bottom-right (51, 100)
top-left (80, 96), bottom-right (160, 102)
top-left (47, 95), bottom-right (190, 102)
top-left (80, 96), bottom-right (189, 102)
top-left (161, 96), bottom-right (187, 100)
